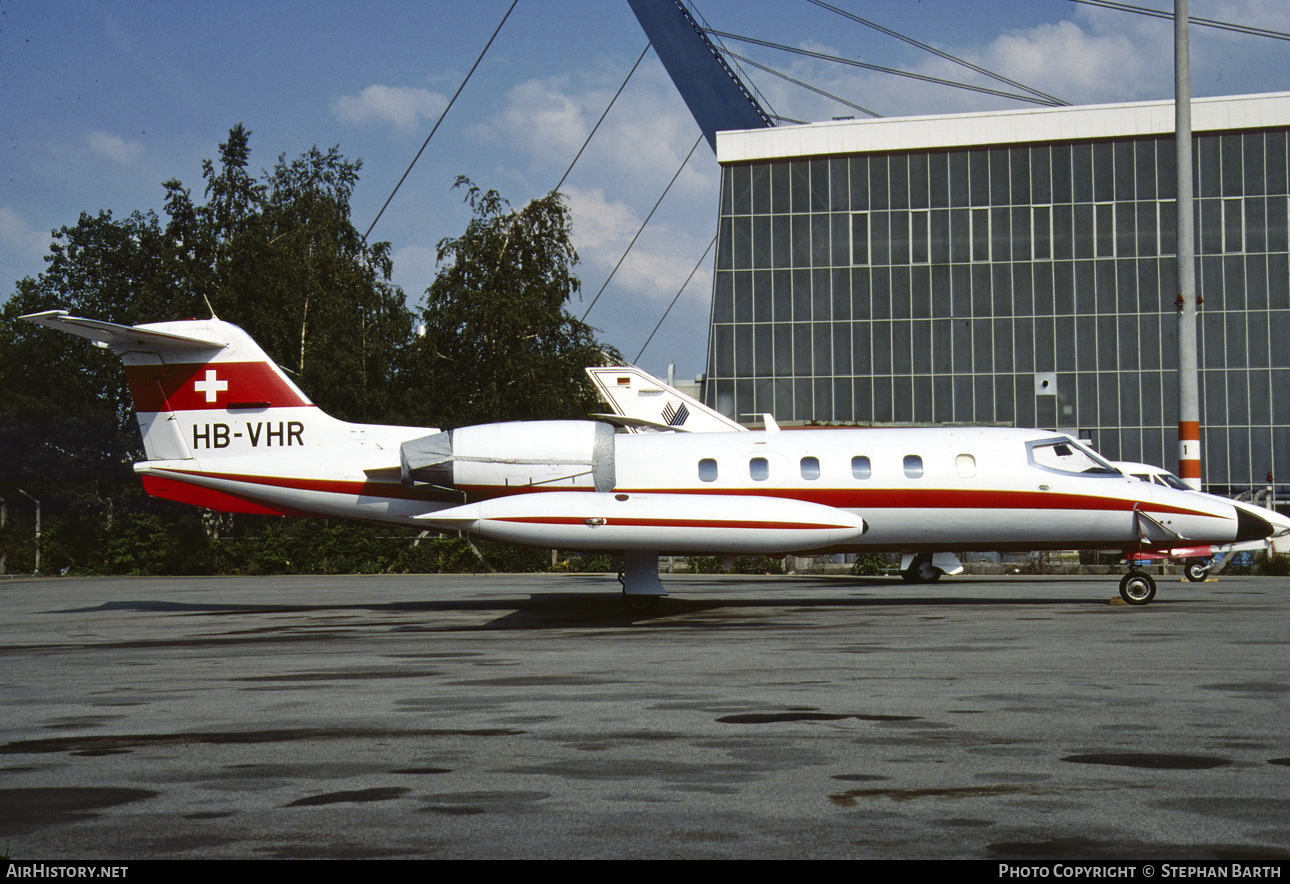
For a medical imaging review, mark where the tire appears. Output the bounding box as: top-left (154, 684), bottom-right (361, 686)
top-left (623, 594), bottom-right (660, 613)
top-left (1119, 571), bottom-right (1157, 605)
top-left (1184, 558), bottom-right (1210, 583)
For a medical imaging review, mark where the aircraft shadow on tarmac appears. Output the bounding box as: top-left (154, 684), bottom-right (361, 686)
top-left (47, 575), bottom-right (1179, 631)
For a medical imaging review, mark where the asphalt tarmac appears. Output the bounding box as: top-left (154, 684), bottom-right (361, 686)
top-left (1, 571), bottom-right (1288, 860)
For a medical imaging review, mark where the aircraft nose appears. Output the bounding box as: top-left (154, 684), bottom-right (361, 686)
top-left (1235, 507), bottom-right (1275, 543)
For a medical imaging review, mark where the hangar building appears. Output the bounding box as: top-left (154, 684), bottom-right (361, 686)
top-left (704, 92), bottom-right (1290, 492)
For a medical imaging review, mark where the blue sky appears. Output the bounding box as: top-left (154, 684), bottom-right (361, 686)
top-left (3, 0), bottom-right (1288, 380)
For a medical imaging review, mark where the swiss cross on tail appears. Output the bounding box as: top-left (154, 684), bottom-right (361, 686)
top-left (193, 369), bottom-right (228, 403)
top-left (17, 310), bottom-right (314, 416)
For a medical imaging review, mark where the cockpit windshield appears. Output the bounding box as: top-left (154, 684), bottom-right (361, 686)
top-left (1155, 471), bottom-right (1191, 490)
top-left (1128, 466), bottom-right (1193, 490)
top-left (1027, 438), bottom-right (1121, 476)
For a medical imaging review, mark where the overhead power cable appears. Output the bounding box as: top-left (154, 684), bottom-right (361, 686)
top-left (1067, 0), bottom-right (1290, 42)
top-left (362, 0), bottom-right (518, 242)
top-left (581, 134), bottom-right (704, 323)
top-left (634, 234), bottom-right (716, 364)
top-left (554, 44), bottom-right (651, 194)
top-left (701, 28), bottom-right (1069, 107)
top-left (725, 50), bottom-right (883, 118)
top-left (805, 0), bottom-right (1069, 106)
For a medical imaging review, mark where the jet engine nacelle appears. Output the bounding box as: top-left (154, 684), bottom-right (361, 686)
top-left (400, 420), bottom-right (616, 495)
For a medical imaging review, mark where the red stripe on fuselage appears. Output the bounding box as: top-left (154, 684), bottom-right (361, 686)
top-left (458, 483), bottom-right (1215, 519)
top-left (611, 486), bottom-right (1216, 519)
top-left (124, 362), bottom-right (310, 412)
top-left (141, 474), bottom-right (307, 516)
top-left (493, 516), bottom-right (849, 530)
top-left (143, 469), bottom-right (437, 503)
top-left (140, 471), bottom-right (1224, 523)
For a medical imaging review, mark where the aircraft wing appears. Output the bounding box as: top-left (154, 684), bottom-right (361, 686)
top-left (21, 310), bottom-right (226, 351)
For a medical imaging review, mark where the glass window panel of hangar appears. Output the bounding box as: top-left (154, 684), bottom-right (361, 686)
top-left (706, 118), bottom-right (1290, 491)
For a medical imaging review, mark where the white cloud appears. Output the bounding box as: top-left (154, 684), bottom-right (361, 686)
top-left (736, 5), bottom-right (1182, 121)
top-left (612, 239), bottom-right (713, 304)
top-left (332, 85), bottom-right (448, 131)
top-left (983, 19), bottom-right (1166, 105)
top-left (468, 77), bottom-right (589, 166)
top-left (0, 206), bottom-right (51, 259)
top-left (469, 68), bottom-right (716, 190)
top-left (563, 186), bottom-right (638, 252)
top-left (86, 130), bottom-right (145, 165)
top-left (1202, 0), bottom-right (1290, 34)
top-left (446, 63), bottom-right (721, 365)
top-left (390, 244), bottom-right (438, 299)
top-left (561, 185), bottom-right (712, 302)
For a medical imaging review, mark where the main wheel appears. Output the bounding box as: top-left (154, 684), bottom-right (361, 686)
top-left (1119, 570), bottom-right (1157, 605)
top-left (1184, 558), bottom-right (1210, 583)
top-left (622, 594), bottom-right (660, 613)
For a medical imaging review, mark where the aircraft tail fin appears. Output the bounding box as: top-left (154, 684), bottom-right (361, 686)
top-left (21, 310), bottom-right (316, 462)
top-left (586, 365), bottom-right (745, 433)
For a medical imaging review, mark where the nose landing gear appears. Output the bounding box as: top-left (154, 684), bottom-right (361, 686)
top-left (1184, 557), bottom-right (1212, 582)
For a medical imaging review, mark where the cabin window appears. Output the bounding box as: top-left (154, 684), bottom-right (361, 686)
top-left (955, 453), bottom-right (977, 478)
top-left (698, 458), bottom-right (718, 482)
top-left (749, 457), bottom-right (769, 481)
top-left (903, 454), bottom-right (923, 478)
top-left (800, 456), bottom-right (820, 480)
top-left (851, 455), bottom-right (872, 479)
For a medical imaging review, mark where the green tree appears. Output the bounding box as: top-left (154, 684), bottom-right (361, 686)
top-left (0, 209), bottom-right (187, 573)
top-left (406, 178), bottom-right (621, 428)
top-left (161, 125), bottom-right (411, 422)
top-left (0, 125), bottom-right (415, 573)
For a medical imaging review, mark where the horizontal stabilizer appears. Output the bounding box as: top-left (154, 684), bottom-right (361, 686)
top-left (21, 311), bottom-right (226, 351)
top-left (589, 413), bottom-right (693, 433)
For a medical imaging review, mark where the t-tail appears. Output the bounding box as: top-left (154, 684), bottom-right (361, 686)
top-left (586, 365), bottom-right (745, 433)
top-left (23, 310), bottom-right (316, 462)
top-left (20, 310), bottom-right (437, 518)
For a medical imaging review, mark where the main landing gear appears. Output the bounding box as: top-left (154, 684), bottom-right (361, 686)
top-left (900, 552), bottom-right (942, 583)
top-left (619, 550), bottom-right (666, 613)
top-left (1118, 570), bottom-right (1157, 605)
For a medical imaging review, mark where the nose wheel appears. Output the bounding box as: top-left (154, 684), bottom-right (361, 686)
top-left (1184, 557), bottom-right (1211, 582)
top-left (1119, 570), bottom-right (1157, 605)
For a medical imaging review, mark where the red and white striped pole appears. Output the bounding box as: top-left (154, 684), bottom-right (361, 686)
top-left (1176, 0), bottom-right (1202, 489)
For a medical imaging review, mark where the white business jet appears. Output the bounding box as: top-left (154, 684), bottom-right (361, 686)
top-left (24, 311), bottom-right (1272, 608)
